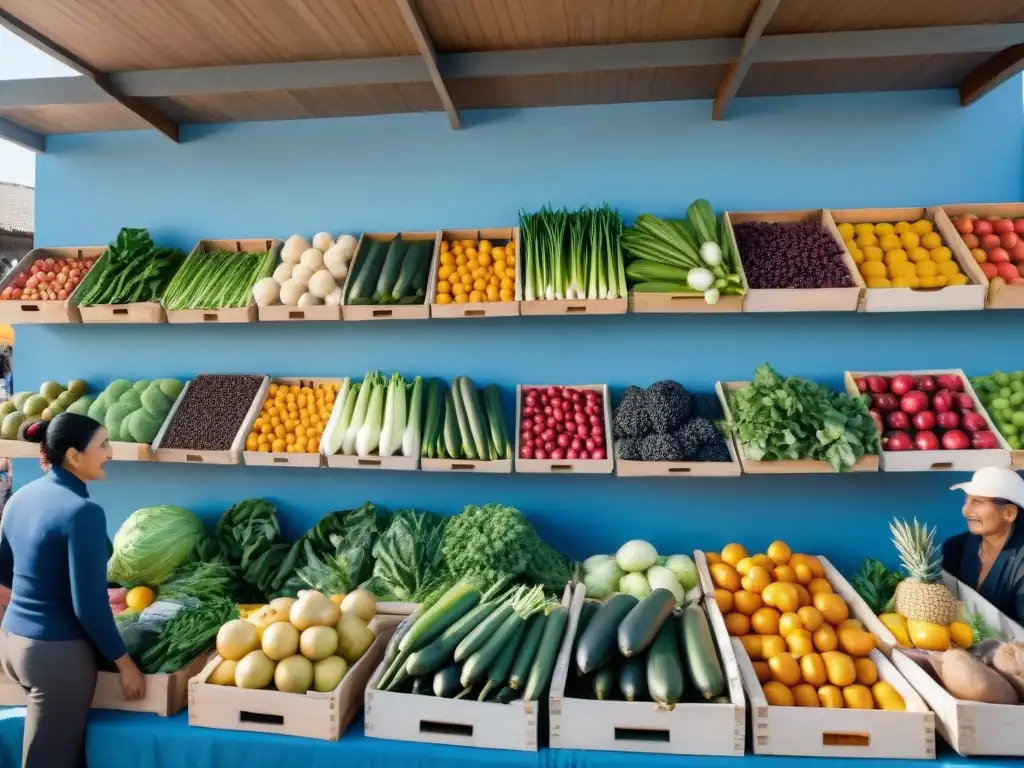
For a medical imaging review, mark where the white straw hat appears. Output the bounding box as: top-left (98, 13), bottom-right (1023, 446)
top-left (950, 466), bottom-right (1024, 508)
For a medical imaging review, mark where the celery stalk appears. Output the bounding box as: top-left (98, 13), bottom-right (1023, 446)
top-left (402, 376), bottom-right (423, 458)
top-left (356, 373), bottom-right (385, 458)
top-left (342, 372), bottom-right (375, 455)
top-left (321, 377), bottom-right (353, 456)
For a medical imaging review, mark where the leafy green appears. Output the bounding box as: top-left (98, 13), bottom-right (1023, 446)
top-left (197, 499), bottom-right (288, 601)
top-left (156, 561), bottom-right (242, 602)
top-left (361, 509), bottom-right (448, 602)
top-left (107, 505), bottom-right (205, 587)
top-left (965, 610), bottom-right (1000, 646)
top-left (76, 228), bottom-right (185, 306)
top-left (850, 558), bottom-right (903, 614)
top-left (728, 364), bottom-right (878, 472)
top-left (139, 597), bottom-right (236, 674)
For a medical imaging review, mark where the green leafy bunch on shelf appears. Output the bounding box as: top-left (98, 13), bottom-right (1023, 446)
top-left (76, 227), bottom-right (185, 306)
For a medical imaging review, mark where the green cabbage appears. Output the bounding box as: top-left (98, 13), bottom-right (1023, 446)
top-left (107, 506), bottom-right (205, 587)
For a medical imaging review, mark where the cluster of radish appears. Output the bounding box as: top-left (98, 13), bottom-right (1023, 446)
top-left (0, 255), bottom-right (95, 302)
top-left (856, 373), bottom-right (999, 452)
top-left (519, 386), bottom-right (607, 461)
top-left (952, 214), bottom-right (1024, 286)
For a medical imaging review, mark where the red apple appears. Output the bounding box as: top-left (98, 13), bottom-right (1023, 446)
top-left (981, 262), bottom-right (999, 279)
top-left (962, 233), bottom-right (980, 249)
top-left (866, 375), bottom-right (889, 394)
top-left (886, 410), bottom-right (911, 430)
top-left (855, 377), bottom-right (869, 393)
top-left (872, 393), bottom-right (900, 412)
top-left (932, 390), bottom-right (954, 412)
top-left (1001, 231), bottom-right (1020, 250)
top-left (997, 262), bottom-right (1019, 281)
top-left (937, 411), bottom-right (961, 430)
top-left (900, 391), bottom-right (930, 414)
top-left (1011, 241), bottom-right (1024, 263)
top-left (916, 375), bottom-right (937, 393)
top-left (885, 431), bottom-right (914, 451)
top-left (1015, 218), bottom-right (1024, 235)
top-left (889, 374), bottom-right (916, 396)
top-left (956, 393), bottom-right (975, 411)
top-left (971, 430), bottom-right (999, 450)
top-left (942, 430), bottom-right (970, 450)
top-left (991, 247), bottom-right (1011, 264)
top-left (961, 411), bottom-right (988, 433)
top-left (870, 409), bottom-right (885, 434)
top-left (914, 431), bottom-right (940, 451)
top-left (993, 218), bottom-right (1016, 234)
top-left (974, 219), bottom-right (994, 236)
top-left (936, 373), bottom-right (964, 392)
top-left (912, 410), bottom-right (936, 431)
top-left (982, 234), bottom-right (1003, 251)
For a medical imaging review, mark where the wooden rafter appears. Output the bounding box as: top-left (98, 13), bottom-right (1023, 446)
top-left (394, 0), bottom-right (460, 129)
top-left (713, 0), bottom-right (781, 121)
top-left (959, 43), bottom-right (1024, 107)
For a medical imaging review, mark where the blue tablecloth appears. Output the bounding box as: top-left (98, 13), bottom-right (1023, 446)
top-left (0, 707), bottom-right (1020, 768)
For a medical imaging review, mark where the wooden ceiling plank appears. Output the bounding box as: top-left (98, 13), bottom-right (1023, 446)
top-left (394, 0), bottom-right (461, 129)
top-left (0, 116), bottom-right (44, 152)
top-left (713, 0), bottom-right (780, 120)
top-left (959, 43), bottom-right (1024, 106)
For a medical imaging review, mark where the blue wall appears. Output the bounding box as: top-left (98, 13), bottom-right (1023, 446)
top-left (17, 83), bottom-right (1024, 574)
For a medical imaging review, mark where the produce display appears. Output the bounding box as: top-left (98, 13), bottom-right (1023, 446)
top-left (518, 386), bottom-right (607, 461)
top-left (836, 219), bottom-right (967, 289)
top-left (726, 365), bottom-right (877, 472)
top-left (0, 253), bottom-right (96, 302)
top-left (245, 379), bottom-right (339, 455)
top-left (208, 589), bottom-right (378, 693)
top-left (732, 220), bottom-right (853, 289)
top-left (854, 372), bottom-right (1000, 453)
top-left (707, 541), bottom-right (905, 710)
top-left (374, 581), bottom-right (568, 702)
top-left (970, 370), bottom-right (1024, 451)
top-left (951, 213), bottom-right (1024, 287)
top-left (321, 371), bottom-right (422, 459)
top-left (74, 228), bottom-right (185, 306)
top-left (622, 199), bottom-right (744, 304)
top-left (519, 205), bottom-right (625, 302)
top-left (253, 232), bottom-right (356, 308)
top-left (434, 235), bottom-right (517, 305)
top-left (613, 380), bottom-right (732, 462)
top-left (162, 245), bottom-right (276, 311)
top-left (0, 380), bottom-right (90, 439)
top-left (86, 378), bottom-right (184, 444)
top-left (580, 541), bottom-right (698, 602)
top-left (345, 235), bottom-right (433, 306)
top-left (158, 374), bottom-right (264, 451)
top-left (420, 377), bottom-right (512, 461)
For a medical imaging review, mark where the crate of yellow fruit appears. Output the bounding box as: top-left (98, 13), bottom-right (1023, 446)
top-left (824, 207), bottom-right (986, 312)
top-left (239, 378), bottom-right (340, 468)
top-left (427, 228), bottom-right (521, 318)
top-left (697, 544), bottom-right (935, 760)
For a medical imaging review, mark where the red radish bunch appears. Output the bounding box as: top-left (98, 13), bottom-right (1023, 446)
top-left (0, 256), bottom-right (95, 302)
top-left (519, 386), bottom-right (607, 461)
top-left (855, 372), bottom-right (999, 452)
top-left (953, 214), bottom-right (1024, 286)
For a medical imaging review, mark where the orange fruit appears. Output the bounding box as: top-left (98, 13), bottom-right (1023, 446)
top-left (813, 593), bottom-right (849, 626)
top-left (773, 565), bottom-right (798, 583)
top-left (786, 630), bottom-right (814, 657)
top-left (752, 661), bottom-right (771, 684)
top-left (768, 653), bottom-right (801, 686)
top-left (741, 566), bottom-right (772, 595)
top-left (792, 563), bottom-right (814, 585)
top-left (808, 578), bottom-right (833, 596)
top-left (767, 541), bottom-right (792, 564)
top-left (704, 552), bottom-right (722, 565)
top-left (817, 685), bottom-right (844, 708)
top-left (713, 589), bottom-right (734, 614)
top-left (822, 651), bottom-right (857, 687)
top-left (837, 628), bottom-right (877, 658)
top-left (735, 557), bottom-right (757, 577)
top-left (800, 653), bottom-right (827, 687)
top-left (837, 618), bottom-right (864, 632)
top-left (854, 657), bottom-right (878, 686)
top-left (792, 683), bottom-right (820, 707)
top-left (721, 543), bottom-right (749, 568)
top-left (741, 635), bottom-right (764, 660)
top-left (763, 583), bottom-right (800, 613)
top-left (760, 635), bottom-right (786, 660)
top-left (793, 584), bottom-right (813, 609)
top-left (710, 562), bottom-right (741, 592)
top-left (724, 612), bottom-right (750, 637)
top-left (843, 684), bottom-right (874, 710)
top-left (813, 625), bottom-right (838, 653)
top-left (733, 590), bottom-right (763, 616)
top-left (763, 681), bottom-right (795, 706)
top-left (796, 606), bottom-right (825, 633)
top-left (778, 612), bottom-right (803, 638)
top-left (752, 554), bottom-right (775, 570)
top-left (751, 607), bottom-right (782, 635)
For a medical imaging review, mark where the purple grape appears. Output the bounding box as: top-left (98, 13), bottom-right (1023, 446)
top-left (733, 220), bottom-right (854, 289)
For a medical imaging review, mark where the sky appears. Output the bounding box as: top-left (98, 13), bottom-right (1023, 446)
top-left (0, 29), bottom-right (74, 186)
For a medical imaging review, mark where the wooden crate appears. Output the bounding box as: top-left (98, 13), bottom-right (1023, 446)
top-left (420, 458), bottom-right (513, 474)
top-left (427, 228), bottom-right (521, 318)
top-left (237, 377), bottom-right (338, 469)
top-left (189, 615), bottom-right (400, 740)
top-left (325, 453), bottom-right (418, 471)
top-left (109, 441), bottom-right (154, 462)
top-left (549, 567), bottom-right (746, 756)
top-left (151, 375), bottom-right (269, 465)
top-left (340, 232), bottom-right (435, 321)
top-left (258, 303), bottom-right (342, 322)
top-left (165, 239), bottom-right (280, 324)
top-left (716, 381), bottom-right (880, 474)
top-left (0, 652), bottom-right (209, 716)
top-left (825, 208), bottom-right (986, 312)
top-left (940, 203), bottom-right (1024, 310)
top-left (724, 210), bottom-right (863, 313)
top-left (614, 431), bottom-right (742, 477)
top-left (0, 439), bottom-right (41, 459)
top-left (520, 296), bottom-right (627, 316)
top-left (365, 589), bottom-right (571, 751)
top-left (843, 370), bottom-right (1010, 472)
top-left (514, 384), bottom-right (613, 474)
top-left (0, 246), bottom-right (105, 324)
top-left (79, 302), bottom-right (166, 324)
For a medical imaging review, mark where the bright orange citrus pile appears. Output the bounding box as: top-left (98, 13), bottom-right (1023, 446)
top-left (245, 381), bottom-right (338, 455)
top-left (435, 237), bottom-right (516, 305)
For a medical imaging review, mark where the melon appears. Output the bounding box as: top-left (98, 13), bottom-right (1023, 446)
top-left (39, 381), bottom-right (64, 402)
top-left (22, 395), bottom-right (48, 417)
top-left (274, 655), bottom-right (313, 694)
top-left (1, 411), bottom-right (24, 439)
top-left (216, 619), bottom-right (259, 661)
top-left (235, 650), bottom-right (275, 690)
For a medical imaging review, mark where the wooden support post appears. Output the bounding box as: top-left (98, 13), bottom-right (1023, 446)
top-left (395, 0), bottom-right (461, 129)
top-left (959, 43), bottom-right (1024, 107)
top-left (713, 0), bottom-right (780, 121)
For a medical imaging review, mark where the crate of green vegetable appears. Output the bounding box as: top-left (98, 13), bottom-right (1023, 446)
top-left (341, 232), bottom-right (435, 321)
top-left (969, 369), bottom-right (1024, 468)
top-left (548, 574), bottom-right (745, 755)
top-left (420, 377), bottom-right (513, 473)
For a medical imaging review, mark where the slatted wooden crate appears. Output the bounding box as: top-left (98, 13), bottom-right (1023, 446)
top-left (427, 228), bottom-right (521, 318)
top-left (0, 246), bottom-right (105, 324)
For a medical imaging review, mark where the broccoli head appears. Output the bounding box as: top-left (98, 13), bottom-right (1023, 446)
top-left (644, 380), bottom-right (692, 434)
top-left (613, 386), bottom-right (652, 438)
top-left (640, 433), bottom-right (686, 462)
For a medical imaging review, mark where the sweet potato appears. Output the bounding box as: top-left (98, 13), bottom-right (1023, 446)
top-left (939, 648), bottom-right (1019, 705)
top-left (991, 643), bottom-right (1024, 698)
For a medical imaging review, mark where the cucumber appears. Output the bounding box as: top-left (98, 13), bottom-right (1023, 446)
top-left (450, 380), bottom-right (477, 460)
top-left (523, 606), bottom-right (567, 701)
top-left (382, 607), bottom-right (421, 675)
top-left (347, 240), bottom-right (388, 300)
top-left (406, 597), bottom-right (501, 676)
top-left (682, 603), bottom-right (726, 700)
top-left (486, 620), bottom-right (525, 692)
top-left (575, 600), bottom-right (600, 642)
top-left (646, 620), bottom-right (684, 707)
top-left (575, 594), bottom-right (638, 675)
top-left (443, 390), bottom-right (461, 460)
top-left (433, 664), bottom-right (463, 698)
top-left (593, 663), bottom-right (618, 701)
top-left (411, 242), bottom-right (432, 297)
top-left (619, 655), bottom-right (648, 702)
top-left (399, 582), bottom-right (480, 653)
top-left (495, 685), bottom-right (521, 704)
top-left (483, 384), bottom-right (509, 459)
top-left (618, 588), bottom-right (676, 657)
top-left (375, 238), bottom-right (409, 302)
top-left (391, 243), bottom-right (422, 300)
top-left (420, 378), bottom-right (443, 459)
top-left (509, 613), bottom-right (546, 690)
top-left (455, 602), bottom-right (514, 662)
top-left (464, 614), bottom-right (525, 689)
top-left (458, 376), bottom-right (489, 460)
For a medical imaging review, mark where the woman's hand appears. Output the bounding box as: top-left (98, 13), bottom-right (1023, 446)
top-left (115, 654), bottom-right (146, 700)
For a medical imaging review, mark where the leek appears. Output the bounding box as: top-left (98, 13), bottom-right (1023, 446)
top-left (704, 288), bottom-right (721, 305)
top-left (342, 372), bottom-right (375, 455)
top-left (321, 377), bottom-right (353, 456)
top-left (355, 373), bottom-right (385, 458)
top-left (378, 373), bottom-right (400, 457)
top-left (402, 376), bottom-right (423, 458)
top-left (392, 374), bottom-right (407, 456)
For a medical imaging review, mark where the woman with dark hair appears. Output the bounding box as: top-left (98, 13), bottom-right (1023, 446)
top-left (0, 413), bottom-right (145, 768)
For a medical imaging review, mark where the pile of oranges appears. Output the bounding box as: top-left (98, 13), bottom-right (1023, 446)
top-left (435, 236), bottom-right (517, 305)
top-left (706, 540), bottom-right (906, 711)
top-left (245, 381), bottom-right (338, 455)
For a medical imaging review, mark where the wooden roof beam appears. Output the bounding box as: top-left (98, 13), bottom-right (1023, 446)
top-left (0, 117), bottom-right (43, 153)
top-left (959, 43), bottom-right (1024, 107)
top-left (713, 0), bottom-right (780, 121)
top-left (394, 0), bottom-right (460, 129)
top-left (0, 8), bottom-right (179, 143)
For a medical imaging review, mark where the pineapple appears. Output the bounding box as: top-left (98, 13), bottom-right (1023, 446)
top-left (889, 518), bottom-right (956, 626)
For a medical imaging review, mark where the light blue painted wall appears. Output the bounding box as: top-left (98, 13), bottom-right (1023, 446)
top-left (16, 83), bottom-right (1024, 574)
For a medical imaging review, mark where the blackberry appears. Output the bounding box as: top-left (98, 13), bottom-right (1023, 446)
top-left (644, 380), bottom-right (691, 434)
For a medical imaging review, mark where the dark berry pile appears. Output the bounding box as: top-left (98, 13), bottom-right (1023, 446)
top-left (614, 381), bottom-right (732, 462)
top-left (734, 220), bottom-right (854, 289)
top-left (161, 374), bottom-right (264, 450)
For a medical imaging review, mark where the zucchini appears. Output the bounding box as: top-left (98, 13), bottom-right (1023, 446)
top-left (523, 606), bottom-right (568, 701)
top-left (443, 390), bottom-right (461, 460)
top-left (458, 377), bottom-right (489, 460)
top-left (619, 654), bottom-right (648, 702)
top-left (411, 242), bottom-right (432, 297)
top-left (575, 594), bottom-right (638, 675)
top-left (463, 613), bottom-right (525, 688)
top-left (495, 685), bottom-right (521, 704)
top-left (618, 588), bottom-right (676, 657)
top-left (593, 663), bottom-right (618, 701)
top-left (575, 600), bottom-right (601, 643)
top-left (482, 620), bottom-right (526, 700)
top-left (375, 238), bottom-right (409, 302)
top-left (406, 597), bottom-right (502, 676)
top-left (455, 601), bottom-right (514, 662)
top-left (382, 608), bottom-right (421, 675)
top-left (646, 620), bottom-right (684, 707)
top-left (433, 664), bottom-right (463, 698)
top-left (399, 582), bottom-right (480, 653)
top-left (483, 384), bottom-right (509, 459)
top-left (682, 603), bottom-right (725, 700)
top-left (391, 244), bottom-right (422, 300)
top-left (420, 378), bottom-right (443, 459)
top-left (509, 613), bottom-right (546, 690)
top-left (347, 240), bottom-right (388, 301)
top-left (450, 378), bottom-right (477, 460)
